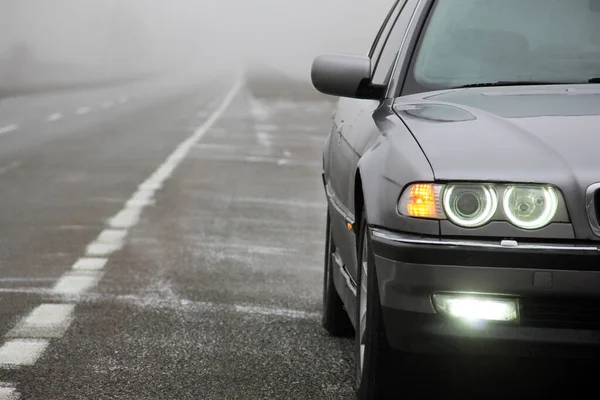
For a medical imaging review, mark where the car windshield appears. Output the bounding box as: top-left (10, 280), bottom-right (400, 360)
top-left (405, 0), bottom-right (600, 93)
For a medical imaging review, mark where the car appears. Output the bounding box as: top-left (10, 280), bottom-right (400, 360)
top-left (311, 0), bottom-right (600, 398)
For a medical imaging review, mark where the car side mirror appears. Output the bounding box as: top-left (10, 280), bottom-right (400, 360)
top-left (311, 53), bottom-right (385, 100)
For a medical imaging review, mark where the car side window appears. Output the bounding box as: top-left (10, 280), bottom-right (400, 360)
top-left (372, 0), bottom-right (412, 86)
top-left (369, 1), bottom-right (403, 69)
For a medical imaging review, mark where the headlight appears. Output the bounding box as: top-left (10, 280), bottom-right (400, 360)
top-left (443, 184), bottom-right (498, 228)
top-left (398, 182), bottom-right (567, 229)
top-left (503, 186), bottom-right (558, 230)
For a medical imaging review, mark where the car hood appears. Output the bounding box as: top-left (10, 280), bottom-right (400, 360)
top-left (394, 85), bottom-right (600, 190)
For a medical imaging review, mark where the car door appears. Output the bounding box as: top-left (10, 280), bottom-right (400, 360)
top-left (335, 0), bottom-right (421, 281)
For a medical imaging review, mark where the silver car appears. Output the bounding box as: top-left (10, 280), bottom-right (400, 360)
top-left (312, 0), bottom-right (600, 398)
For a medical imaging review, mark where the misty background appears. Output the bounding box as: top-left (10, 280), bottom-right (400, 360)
top-left (0, 0), bottom-right (394, 90)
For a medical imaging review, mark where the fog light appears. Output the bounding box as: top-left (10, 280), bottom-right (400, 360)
top-left (432, 294), bottom-right (518, 322)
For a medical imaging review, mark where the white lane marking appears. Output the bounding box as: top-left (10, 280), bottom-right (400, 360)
top-left (0, 386), bottom-right (18, 400)
top-left (85, 241), bottom-right (123, 257)
top-left (46, 113), bottom-right (63, 122)
top-left (108, 208), bottom-right (142, 229)
top-left (96, 229), bottom-right (128, 244)
top-left (76, 107), bottom-right (91, 115)
top-left (138, 181), bottom-right (162, 191)
top-left (0, 125), bottom-right (18, 135)
top-left (126, 189), bottom-right (155, 208)
top-left (52, 271), bottom-right (104, 294)
top-left (7, 304), bottom-right (75, 338)
top-left (118, 97), bottom-right (129, 104)
top-left (0, 339), bottom-right (49, 366)
top-left (283, 150), bottom-right (291, 157)
top-left (72, 258), bottom-right (108, 271)
top-left (101, 101), bottom-right (114, 109)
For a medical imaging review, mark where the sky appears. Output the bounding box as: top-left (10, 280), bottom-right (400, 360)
top-left (0, 0), bottom-right (395, 81)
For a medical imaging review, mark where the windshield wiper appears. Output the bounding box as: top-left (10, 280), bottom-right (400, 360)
top-left (456, 81), bottom-right (568, 88)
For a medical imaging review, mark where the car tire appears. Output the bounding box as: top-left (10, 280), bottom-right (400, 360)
top-left (322, 210), bottom-right (354, 337)
top-left (355, 208), bottom-right (394, 400)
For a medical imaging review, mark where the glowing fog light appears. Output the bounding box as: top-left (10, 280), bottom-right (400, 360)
top-left (432, 294), bottom-right (518, 322)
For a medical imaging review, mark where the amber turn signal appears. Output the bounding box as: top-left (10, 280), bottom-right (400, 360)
top-left (398, 183), bottom-right (443, 219)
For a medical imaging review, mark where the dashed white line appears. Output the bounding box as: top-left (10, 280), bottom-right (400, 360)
top-left (0, 75), bottom-right (244, 378)
top-left (7, 304), bottom-right (75, 338)
top-left (0, 125), bottom-right (18, 135)
top-left (0, 385), bottom-right (18, 400)
top-left (118, 97), bottom-right (129, 104)
top-left (76, 107), bottom-right (91, 115)
top-left (101, 101), bottom-right (114, 109)
top-left (52, 271), bottom-right (104, 295)
top-left (96, 229), bottom-right (128, 243)
top-left (72, 257), bottom-right (108, 271)
top-left (0, 339), bottom-right (49, 367)
top-left (85, 242), bottom-right (123, 257)
top-left (108, 208), bottom-right (142, 229)
top-left (46, 113), bottom-right (63, 122)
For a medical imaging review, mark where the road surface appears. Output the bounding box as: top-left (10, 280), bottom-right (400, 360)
top-left (0, 73), bottom-right (592, 399)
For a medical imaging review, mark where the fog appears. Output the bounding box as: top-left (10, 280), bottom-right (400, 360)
top-left (0, 0), bottom-right (394, 86)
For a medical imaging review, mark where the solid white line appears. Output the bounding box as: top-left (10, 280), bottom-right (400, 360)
top-left (7, 304), bottom-right (75, 338)
top-left (76, 107), bottom-right (91, 115)
top-left (46, 113), bottom-right (63, 122)
top-left (0, 125), bottom-right (17, 135)
top-left (0, 339), bottom-right (49, 366)
top-left (72, 257), bottom-right (108, 271)
top-left (52, 271), bottom-right (104, 294)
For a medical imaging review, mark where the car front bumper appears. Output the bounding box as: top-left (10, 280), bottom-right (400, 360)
top-left (370, 228), bottom-right (600, 357)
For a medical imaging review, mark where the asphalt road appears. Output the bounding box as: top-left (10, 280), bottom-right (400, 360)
top-left (0, 73), bottom-right (593, 400)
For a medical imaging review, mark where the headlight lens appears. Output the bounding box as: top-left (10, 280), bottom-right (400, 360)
top-left (398, 182), bottom-right (566, 230)
top-left (443, 184), bottom-right (498, 227)
top-left (503, 186), bottom-right (558, 229)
